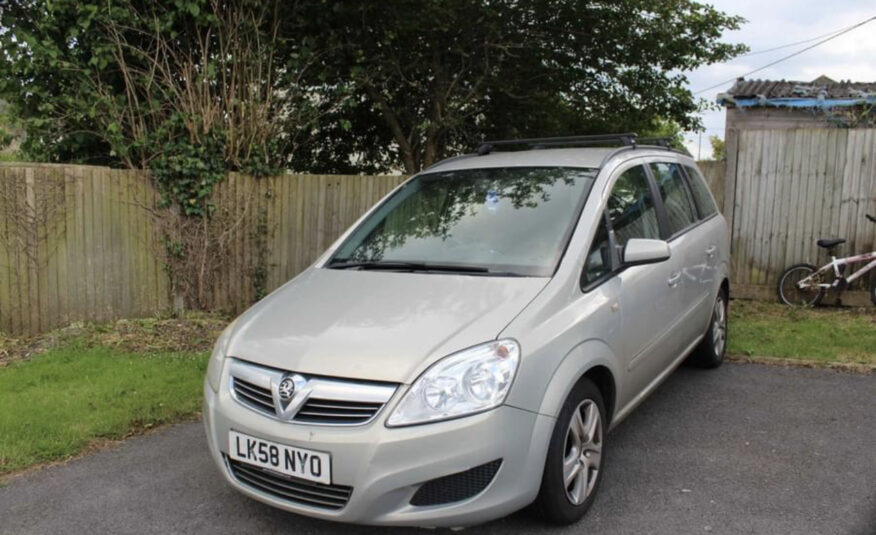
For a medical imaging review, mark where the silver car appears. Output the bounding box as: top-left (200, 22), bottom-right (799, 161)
top-left (203, 134), bottom-right (730, 528)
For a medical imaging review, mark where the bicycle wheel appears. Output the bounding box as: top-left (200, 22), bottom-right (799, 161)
top-left (777, 263), bottom-right (825, 306)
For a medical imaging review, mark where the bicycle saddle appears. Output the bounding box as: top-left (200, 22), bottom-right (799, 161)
top-left (816, 238), bottom-right (845, 249)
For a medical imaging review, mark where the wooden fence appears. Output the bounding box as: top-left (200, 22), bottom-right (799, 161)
top-left (0, 165), bottom-right (405, 335)
top-left (723, 128), bottom-right (875, 300)
top-left (1, 134), bottom-right (873, 335)
top-left (206, 172), bottom-right (405, 311)
top-left (696, 160), bottom-right (726, 214)
top-left (0, 165), bottom-right (168, 335)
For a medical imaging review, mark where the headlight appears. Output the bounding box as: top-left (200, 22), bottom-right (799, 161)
top-left (206, 322), bottom-right (235, 392)
top-left (386, 339), bottom-right (520, 427)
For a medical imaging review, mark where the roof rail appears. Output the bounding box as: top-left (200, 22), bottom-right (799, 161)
top-left (476, 133), bottom-right (638, 156)
top-left (635, 137), bottom-right (672, 148)
top-left (596, 137), bottom-right (689, 168)
top-left (637, 138), bottom-right (692, 157)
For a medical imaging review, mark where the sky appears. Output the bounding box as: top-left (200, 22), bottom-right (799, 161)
top-left (680, 0), bottom-right (876, 159)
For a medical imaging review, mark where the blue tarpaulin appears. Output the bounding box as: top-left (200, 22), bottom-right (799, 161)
top-left (717, 96), bottom-right (876, 109)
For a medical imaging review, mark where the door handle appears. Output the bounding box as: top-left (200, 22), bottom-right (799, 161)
top-left (705, 245), bottom-right (717, 258)
top-left (667, 272), bottom-right (681, 287)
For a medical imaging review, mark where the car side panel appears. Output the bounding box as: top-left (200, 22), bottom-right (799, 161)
top-left (669, 226), bottom-right (713, 347)
top-left (617, 243), bottom-right (687, 404)
top-left (673, 213), bottom-right (730, 348)
top-left (502, 275), bottom-right (624, 419)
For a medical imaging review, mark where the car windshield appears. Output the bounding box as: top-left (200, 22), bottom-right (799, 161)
top-left (328, 166), bottom-right (597, 276)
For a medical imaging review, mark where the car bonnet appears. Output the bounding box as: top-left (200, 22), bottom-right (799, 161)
top-left (224, 267), bottom-right (549, 384)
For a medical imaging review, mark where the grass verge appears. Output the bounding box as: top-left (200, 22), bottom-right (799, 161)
top-left (728, 300), bottom-right (874, 367)
top-left (0, 345), bottom-right (208, 475)
top-left (0, 315), bottom-right (224, 477)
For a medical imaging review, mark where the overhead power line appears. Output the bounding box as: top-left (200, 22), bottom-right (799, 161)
top-left (693, 15), bottom-right (876, 96)
top-left (739, 21), bottom-right (863, 57)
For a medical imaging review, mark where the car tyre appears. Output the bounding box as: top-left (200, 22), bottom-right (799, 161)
top-left (686, 290), bottom-right (727, 368)
top-left (531, 377), bottom-right (606, 525)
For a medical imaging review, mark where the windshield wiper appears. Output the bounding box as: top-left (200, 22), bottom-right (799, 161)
top-left (327, 260), bottom-right (491, 274)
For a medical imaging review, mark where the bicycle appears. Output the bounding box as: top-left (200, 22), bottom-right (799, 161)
top-left (777, 214), bottom-right (876, 306)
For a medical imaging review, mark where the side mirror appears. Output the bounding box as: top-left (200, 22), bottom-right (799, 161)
top-left (623, 238), bottom-right (671, 266)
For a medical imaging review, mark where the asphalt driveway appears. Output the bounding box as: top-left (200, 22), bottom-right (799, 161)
top-left (1, 363), bottom-right (874, 535)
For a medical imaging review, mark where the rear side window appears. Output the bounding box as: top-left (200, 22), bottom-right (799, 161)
top-left (606, 165), bottom-right (660, 247)
top-left (683, 165), bottom-right (718, 218)
top-left (650, 162), bottom-right (697, 236)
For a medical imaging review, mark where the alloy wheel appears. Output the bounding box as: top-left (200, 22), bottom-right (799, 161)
top-left (563, 399), bottom-right (602, 505)
top-left (712, 296), bottom-right (727, 356)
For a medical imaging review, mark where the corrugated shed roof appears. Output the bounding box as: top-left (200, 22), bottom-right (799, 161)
top-left (724, 76), bottom-right (876, 100)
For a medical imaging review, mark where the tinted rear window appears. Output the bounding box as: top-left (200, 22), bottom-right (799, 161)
top-left (684, 165), bottom-right (719, 218)
top-left (650, 162), bottom-right (698, 236)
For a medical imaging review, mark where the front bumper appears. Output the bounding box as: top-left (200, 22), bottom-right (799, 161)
top-left (203, 378), bottom-right (555, 527)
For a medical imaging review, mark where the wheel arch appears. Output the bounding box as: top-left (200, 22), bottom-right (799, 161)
top-left (533, 340), bottom-right (621, 428)
top-left (582, 365), bottom-right (616, 427)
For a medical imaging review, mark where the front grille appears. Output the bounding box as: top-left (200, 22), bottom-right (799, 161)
top-left (410, 459), bottom-right (502, 506)
top-left (295, 398), bottom-right (384, 424)
top-left (229, 360), bottom-right (396, 426)
top-left (226, 457), bottom-right (353, 510)
top-left (232, 378), bottom-right (275, 415)
top-left (230, 380), bottom-right (385, 425)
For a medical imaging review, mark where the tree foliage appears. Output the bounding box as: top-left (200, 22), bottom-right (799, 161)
top-left (0, 0), bottom-right (317, 214)
top-left (641, 118), bottom-right (687, 152)
top-left (0, 0), bottom-right (746, 179)
top-left (292, 0), bottom-right (745, 173)
top-left (709, 135), bottom-right (726, 160)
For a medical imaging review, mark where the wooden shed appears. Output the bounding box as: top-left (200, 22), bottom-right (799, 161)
top-left (717, 76), bottom-right (875, 302)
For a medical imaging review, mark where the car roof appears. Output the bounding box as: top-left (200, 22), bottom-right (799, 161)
top-left (421, 147), bottom-right (690, 174)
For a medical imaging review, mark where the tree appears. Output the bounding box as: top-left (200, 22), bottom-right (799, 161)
top-left (0, 0), bottom-right (327, 310)
top-left (0, 0), bottom-right (319, 210)
top-left (641, 118), bottom-right (687, 152)
top-left (1, 1), bottom-right (746, 177)
top-left (0, 100), bottom-right (16, 155)
top-left (709, 135), bottom-right (726, 160)
top-left (294, 0), bottom-right (746, 173)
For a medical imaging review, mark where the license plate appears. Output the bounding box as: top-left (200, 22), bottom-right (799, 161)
top-left (228, 430), bottom-right (331, 485)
